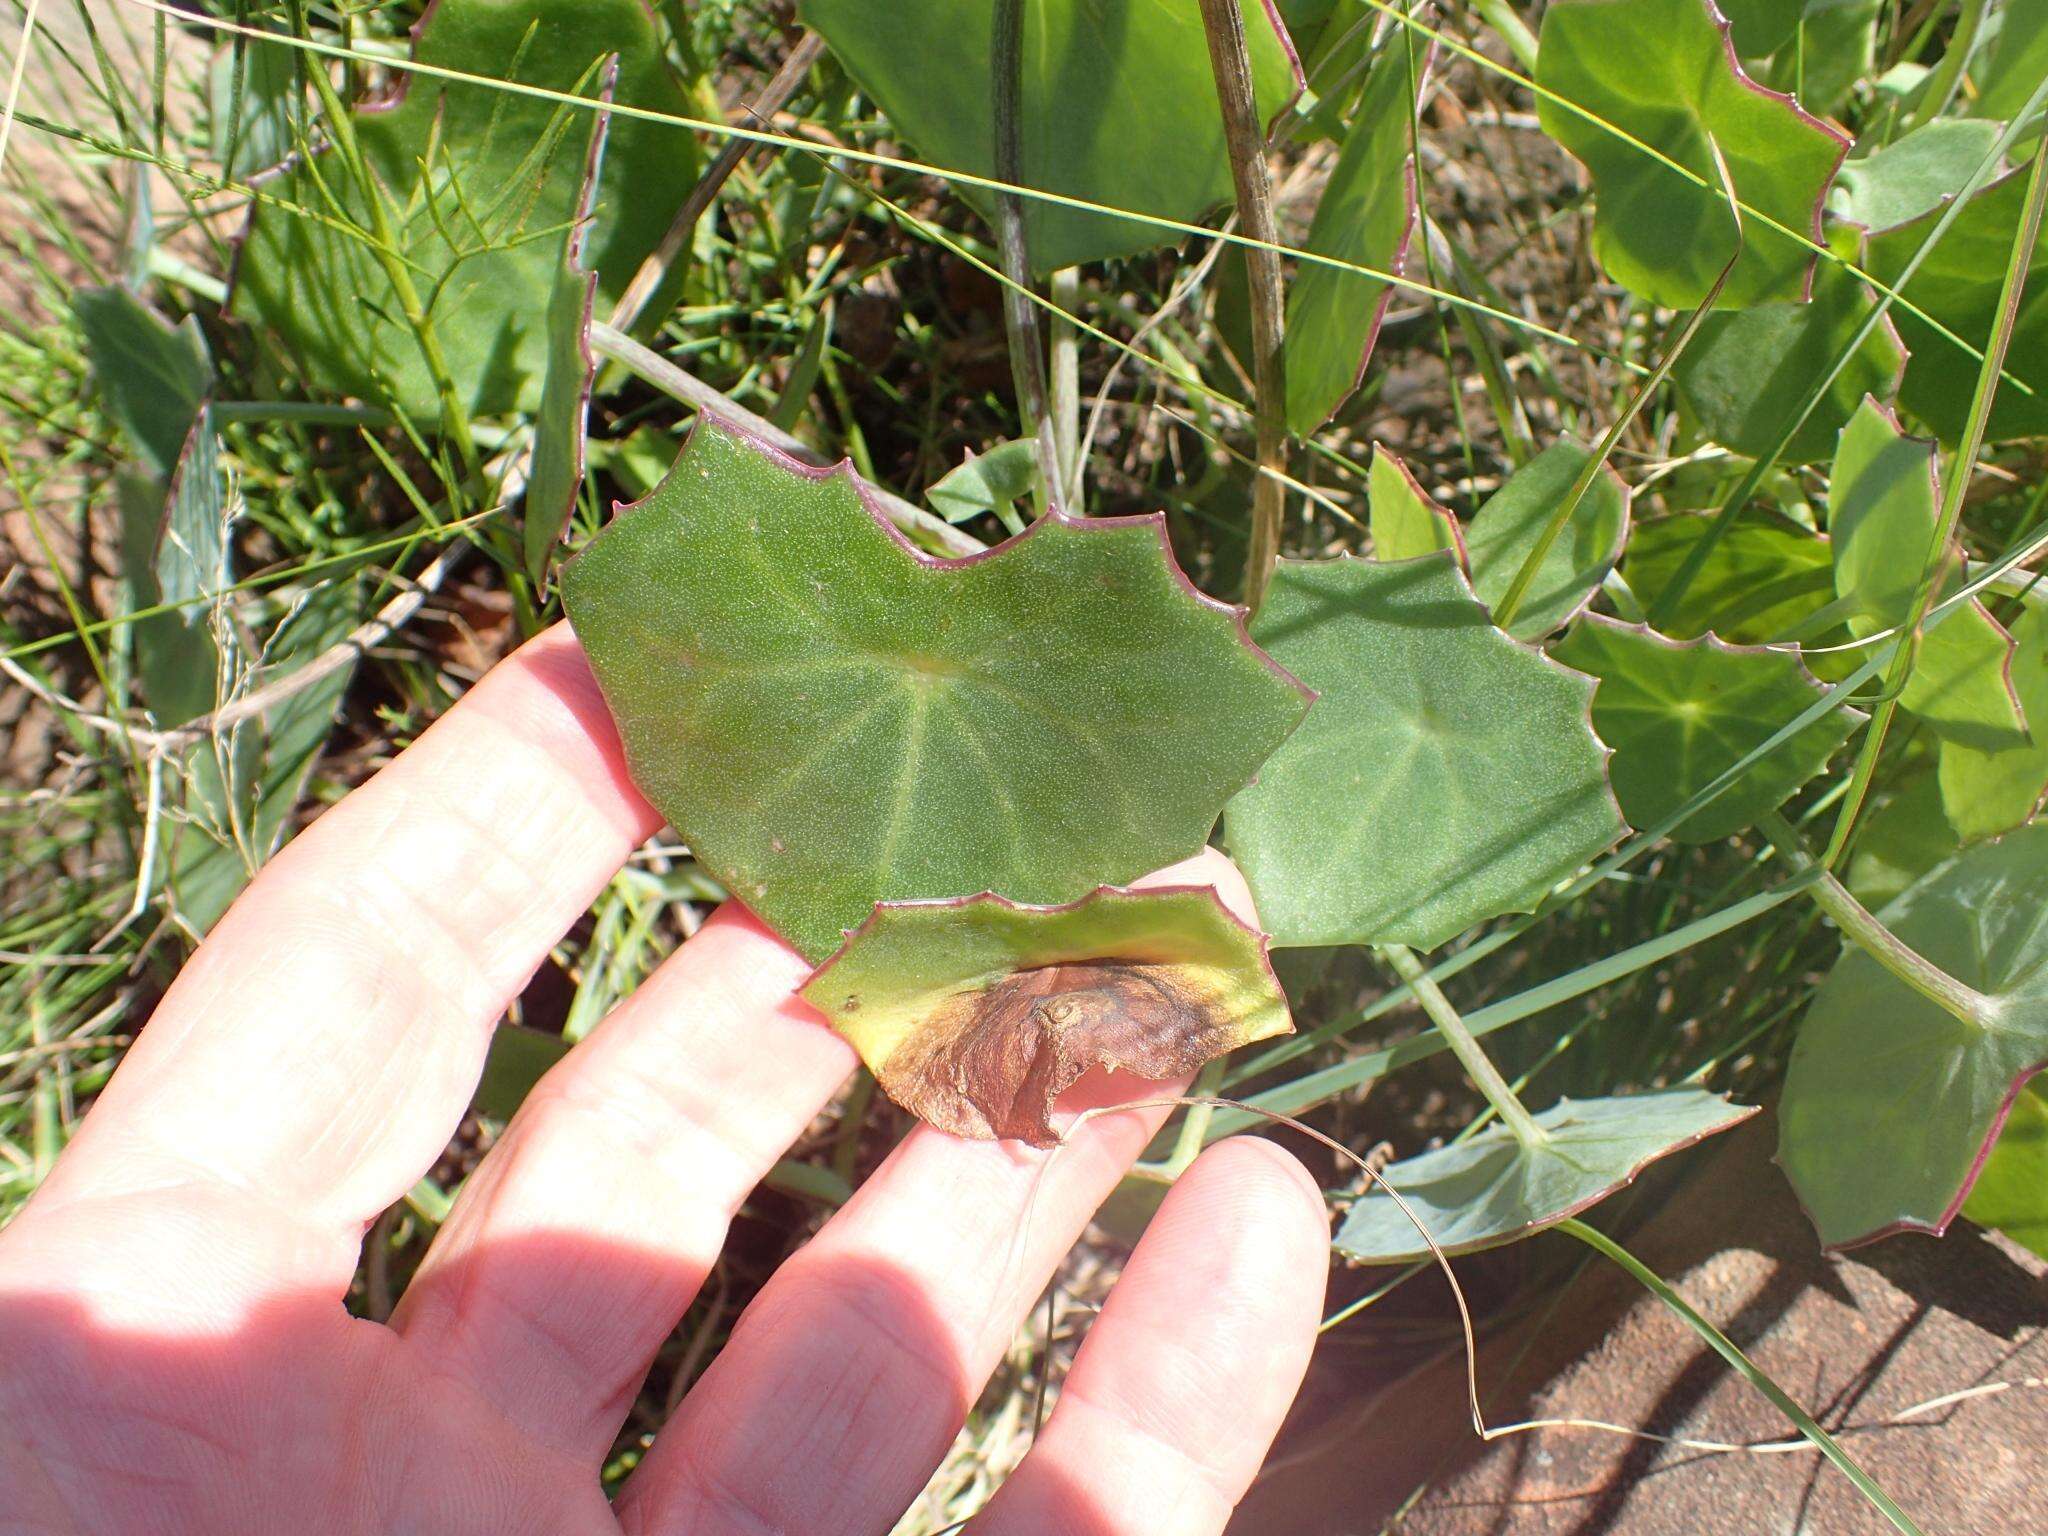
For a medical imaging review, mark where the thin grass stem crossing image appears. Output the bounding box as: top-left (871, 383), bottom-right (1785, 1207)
top-left (3, 0), bottom-right (2046, 1531)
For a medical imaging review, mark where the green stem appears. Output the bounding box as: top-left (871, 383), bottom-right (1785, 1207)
top-left (1380, 943), bottom-right (1546, 1145)
top-left (990, 0), bottom-right (1062, 518)
top-left (1825, 139), bottom-right (2048, 865)
top-left (1560, 1219), bottom-right (1926, 1536)
top-left (1471, 0), bottom-right (1540, 73)
top-left (1196, 0), bottom-right (1288, 616)
top-left (1164, 1058), bottom-right (1228, 1174)
top-left (1759, 810), bottom-right (1991, 1026)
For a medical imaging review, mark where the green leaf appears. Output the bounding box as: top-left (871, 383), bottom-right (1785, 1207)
top-left (1961, 1082), bottom-right (2048, 1259)
top-left (1283, 37), bottom-right (1427, 433)
top-left (1830, 397), bottom-right (2025, 751)
top-left (1623, 509), bottom-right (1838, 644)
top-left (1226, 553), bottom-right (1625, 951)
top-left (1554, 616), bottom-right (1862, 843)
top-left (563, 417), bottom-right (1311, 962)
top-left (473, 1023), bottom-right (571, 1121)
top-left (926, 439), bottom-right (1041, 528)
top-left (1830, 118), bottom-right (2004, 234)
top-left (1334, 1089), bottom-right (1757, 1262)
top-left (1939, 598), bottom-right (2048, 841)
top-left (70, 285), bottom-right (211, 479)
top-left (1367, 445), bottom-right (1462, 564)
top-left (1972, 0), bottom-right (2048, 131)
top-left (1465, 436), bottom-right (1631, 641)
top-left (210, 30), bottom-right (302, 179)
top-left (116, 472), bottom-right (217, 729)
top-left (157, 410), bottom-right (231, 618)
top-left (1673, 225), bottom-right (1907, 465)
top-left (1845, 761), bottom-right (1956, 909)
top-left (801, 885), bottom-right (1290, 1144)
top-left (1535, 0), bottom-right (1848, 310)
top-left (168, 581), bottom-right (363, 936)
top-left (1868, 163), bottom-right (2048, 444)
top-left (234, 0), bottom-right (696, 418)
top-left (1780, 823), bottom-right (2048, 1247)
top-left (798, 0), bottom-right (1300, 272)
top-left (1289, 0), bottom-right (1377, 141)
top-left (1759, 0), bottom-right (1879, 118)
top-left (1716, 0), bottom-right (1818, 56)
top-left (523, 60), bottom-right (614, 586)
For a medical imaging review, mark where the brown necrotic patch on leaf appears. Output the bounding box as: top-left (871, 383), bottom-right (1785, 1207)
top-left (800, 883), bottom-right (1293, 1146)
top-left (888, 961), bottom-right (1243, 1145)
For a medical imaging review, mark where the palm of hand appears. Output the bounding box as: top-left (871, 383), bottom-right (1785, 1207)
top-left (0, 630), bottom-right (1323, 1536)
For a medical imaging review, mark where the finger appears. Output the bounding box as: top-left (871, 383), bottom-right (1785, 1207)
top-left (967, 1138), bottom-right (1328, 1536)
top-left (389, 901), bottom-right (855, 1463)
top-left (19, 626), bottom-right (659, 1299)
top-left (618, 1087), bottom-right (1173, 1536)
top-left (618, 849), bottom-right (1259, 1536)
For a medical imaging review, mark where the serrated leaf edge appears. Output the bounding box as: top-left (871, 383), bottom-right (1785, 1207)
top-left (1277, 546), bottom-right (1631, 931)
top-left (803, 879), bottom-right (1290, 1001)
top-left (615, 412), bottom-right (1320, 717)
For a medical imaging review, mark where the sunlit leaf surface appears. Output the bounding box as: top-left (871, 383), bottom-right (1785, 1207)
top-left (1829, 397), bottom-right (2025, 751)
top-left (1227, 553), bottom-right (1624, 951)
top-left (565, 417), bottom-right (1311, 961)
top-left (1962, 1083), bottom-right (2048, 1260)
top-left (1367, 445), bottom-right (1462, 565)
top-left (1939, 600), bottom-right (2048, 841)
top-left (1536, 0), bottom-right (1847, 309)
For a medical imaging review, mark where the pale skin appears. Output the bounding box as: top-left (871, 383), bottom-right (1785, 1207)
top-left (0, 627), bottom-right (1327, 1535)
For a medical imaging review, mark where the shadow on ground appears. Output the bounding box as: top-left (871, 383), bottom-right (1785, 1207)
top-left (1235, 1110), bottom-right (2047, 1536)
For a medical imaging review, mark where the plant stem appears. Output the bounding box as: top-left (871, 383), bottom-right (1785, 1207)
top-left (1049, 265), bottom-right (1082, 511)
top-left (990, 0), bottom-right (1063, 516)
top-left (1825, 139), bottom-right (2048, 865)
top-left (1380, 942), bottom-right (1546, 1145)
top-left (1195, 0), bottom-right (1287, 616)
top-left (609, 30), bottom-right (826, 335)
top-left (1164, 1058), bottom-right (1228, 1174)
top-left (1471, 0), bottom-right (1540, 73)
top-left (1560, 1219), bottom-right (1926, 1536)
top-left (1759, 810), bottom-right (1992, 1026)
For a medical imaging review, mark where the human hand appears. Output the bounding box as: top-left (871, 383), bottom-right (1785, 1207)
top-left (0, 627), bottom-right (1327, 1535)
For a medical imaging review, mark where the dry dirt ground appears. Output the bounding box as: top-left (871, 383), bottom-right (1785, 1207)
top-left (1236, 1113), bottom-right (2047, 1535)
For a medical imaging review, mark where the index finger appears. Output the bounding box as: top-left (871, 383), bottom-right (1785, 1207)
top-left (23, 626), bottom-right (660, 1293)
